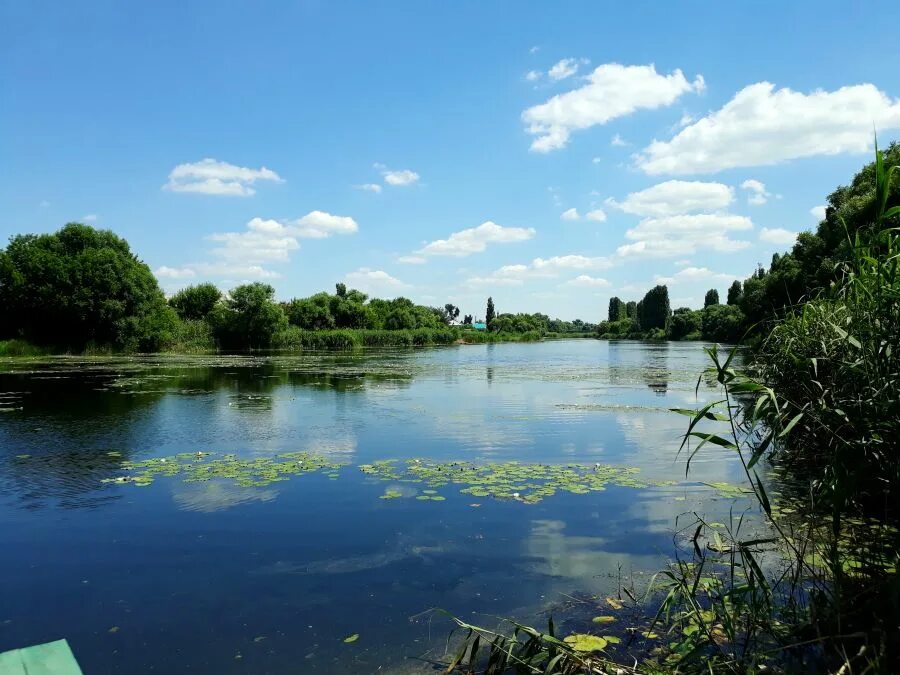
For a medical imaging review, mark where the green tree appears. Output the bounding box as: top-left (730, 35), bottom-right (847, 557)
top-left (0, 222), bottom-right (175, 351)
top-left (701, 304), bottom-right (744, 342)
top-left (212, 283), bottom-right (287, 349)
top-left (486, 297), bottom-right (496, 328)
top-left (286, 293), bottom-right (335, 329)
top-left (726, 280), bottom-right (743, 306)
top-left (625, 301), bottom-right (637, 319)
top-left (668, 307), bottom-right (702, 340)
top-left (443, 303), bottom-right (460, 324)
top-left (638, 285), bottom-right (670, 331)
top-left (607, 296), bottom-right (626, 321)
top-left (168, 283), bottom-right (222, 320)
top-left (704, 289), bottom-right (720, 307)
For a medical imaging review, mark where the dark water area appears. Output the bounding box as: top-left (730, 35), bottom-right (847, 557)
top-left (0, 340), bottom-right (751, 673)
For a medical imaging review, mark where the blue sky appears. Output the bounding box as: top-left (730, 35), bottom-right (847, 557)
top-left (3, 1), bottom-right (900, 320)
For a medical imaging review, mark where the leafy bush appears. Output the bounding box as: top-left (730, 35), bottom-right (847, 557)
top-left (168, 283), bottom-right (221, 320)
top-left (0, 222), bottom-right (173, 351)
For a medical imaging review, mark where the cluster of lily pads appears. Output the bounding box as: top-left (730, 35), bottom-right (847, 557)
top-left (359, 458), bottom-right (673, 504)
top-left (101, 451), bottom-right (346, 488)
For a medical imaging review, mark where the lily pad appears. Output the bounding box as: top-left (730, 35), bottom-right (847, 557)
top-left (591, 616), bottom-right (615, 624)
top-left (563, 634), bottom-right (607, 652)
top-left (343, 633), bottom-right (359, 644)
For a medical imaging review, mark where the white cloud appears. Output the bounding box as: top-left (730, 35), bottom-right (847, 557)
top-left (529, 45), bottom-right (540, 54)
top-left (618, 213), bottom-right (753, 258)
top-left (592, 157), bottom-right (602, 164)
top-left (292, 211), bottom-right (359, 238)
top-left (398, 255), bottom-right (427, 265)
top-left (522, 64), bottom-right (704, 152)
top-left (548, 58), bottom-right (581, 81)
top-left (355, 183), bottom-right (382, 193)
top-left (155, 266), bottom-right (196, 279)
top-left (740, 179), bottom-right (771, 205)
top-left (560, 207), bottom-right (580, 221)
top-left (163, 158), bottom-right (283, 196)
top-left (465, 254), bottom-right (614, 289)
top-left (586, 209), bottom-right (607, 222)
top-left (208, 228), bottom-right (300, 263)
top-left (533, 254), bottom-right (614, 272)
top-left (203, 212), bottom-right (357, 266)
top-left (606, 180), bottom-right (734, 216)
top-left (375, 163), bottom-right (420, 186)
top-left (525, 70), bottom-right (542, 82)
top-left (759, 227), bottom-right (799, 245)
top-left (636, 82), bottom-right (900, 175)
top-left (417, 221), bottom-right (535, 257)
top-left (654, 266), bottom-right (735, 285)
top-left (611, 134), bottom-right (628, 147)
top-left (563, 274), bottom-right (611, 287)
top-left (344, 268), bottom-right (409, 294)
top-left (82, 214), bottom-right (98, 222)
top-left (155, 263), bottom-right (279, 282)
top-left (464, 275), bottom-right (524, 288)
top-left (811, 204), bottom-right (827, 220)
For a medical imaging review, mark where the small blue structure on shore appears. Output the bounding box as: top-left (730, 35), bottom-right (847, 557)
top-left (473, 322), bottom-right (487, 331)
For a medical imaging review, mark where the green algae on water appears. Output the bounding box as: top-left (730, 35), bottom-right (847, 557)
top-left (358, 458), bottom-right (672, 504)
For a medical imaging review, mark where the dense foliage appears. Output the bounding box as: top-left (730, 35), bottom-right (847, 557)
top-left (607, 296), bottom-right (626, 321)
top-left (0, 223), bottom-right (176, 351)
top-left (168, 283), bottom-right (222, 321)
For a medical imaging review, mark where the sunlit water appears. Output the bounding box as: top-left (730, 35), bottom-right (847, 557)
top-left (0, 340), bottom-right (752, 673)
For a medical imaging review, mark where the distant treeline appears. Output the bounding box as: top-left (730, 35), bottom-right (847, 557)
top-left (0, 226), bottom-right (593, 353)
top-left (598, 285), bottom-right (743, 342)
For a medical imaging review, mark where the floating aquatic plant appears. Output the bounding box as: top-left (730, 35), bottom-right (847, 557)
top-left (102, 451), bottom-right (346, 489)
top-left (358, 459), bottom-right (673, 504)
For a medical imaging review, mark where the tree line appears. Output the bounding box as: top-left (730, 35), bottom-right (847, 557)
top-left (0, 226), bottom-right (593, 352)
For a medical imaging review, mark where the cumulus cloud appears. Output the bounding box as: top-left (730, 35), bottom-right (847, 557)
top-left (155, 263), bottom-right (279, 282)
top-left (606, 180), bottom-right (734, 216)
top-left (618, 213), bottom-right (753, 258)
top-left (355, 183), bottom-right (382, 193)
top-left (548, 58), bottom-right (582, 81)
top-left (636, 82), bottom-right (900, 174)
top-left (344, 268), bottom-right (409, 294)
top-left (292, 211), bottom-right (359, 238)
top-left (654, 266), bottom-right (735, 285)
top-left (155, 266), bottom-right (196, 279)
top-left (586, 209), bottom-right (607, 222)
top-left (611, 134), bottom-right (629, 147)
top-left (759, 227), bottom-right (799, 245)
top-left (562, 274), bottom-right (611, 287)
top-left (464, 254), bottom-right (614, 289)
top-left (741, 179), bottom-right (772, 205)
top-left (208, 228), bottom-right (300, 263)
top-left (82, 214), bottom-right (98, 222)
top-left (522, 64), bottom-right (704, 152)
top-left (397, 255), bottom-right (427, 265)
top-left (163, 158), bottom-right (283, 196)
top-left (560, 207), bottom-right (580, 221)
top-left (159, 211), bottom-right (358, 281)
top-left (375, 163), bottom-right (420, 186)
top-left (811, 204), bottom-right (827, 221)
top-left (533, 254), bottom-right (615, 272)
top-left (417, 221), bottom-right (535, 257)
top-left (525, 70), bottom-right (542, 82)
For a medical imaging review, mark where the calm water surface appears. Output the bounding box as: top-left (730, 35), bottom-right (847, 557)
top-left (0, 340), bottom-right (749, 673)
